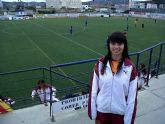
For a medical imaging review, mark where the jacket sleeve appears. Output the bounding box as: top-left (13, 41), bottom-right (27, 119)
top-left (88, 64), bottom-right (99, 120)
top-left (31, 90), bottom-right (36, 98)
top-left (124, 66), bottom-right (138, 124)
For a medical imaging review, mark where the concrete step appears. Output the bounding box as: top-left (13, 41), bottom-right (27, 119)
top-left (1, 74), bottom-right (165, 124)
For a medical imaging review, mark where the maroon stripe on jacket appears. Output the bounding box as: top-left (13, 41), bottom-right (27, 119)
top-left (130, 64), bottom-right (137, 82)
top-left (124, 58), bottom-right (137, 81)
top-left (88, 71), bottom-right (94, 120)
top-left (131, 89), bottom-right (138, 124)
top-left (94, 56), bottom-right (105, 77)
top-left (94, 62), bottom-right (99, 77)
top-left (88, 59), bottom-right (100, 120)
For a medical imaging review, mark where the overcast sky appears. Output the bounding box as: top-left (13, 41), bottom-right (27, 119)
top-left (2, 0), bottom-right (92, 2)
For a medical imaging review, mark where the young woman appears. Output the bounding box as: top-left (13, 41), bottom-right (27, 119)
top-left (88, 32), bottom-right (138, 124)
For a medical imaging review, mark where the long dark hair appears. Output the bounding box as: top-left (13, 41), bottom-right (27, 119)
top-left (101, 32), bottom-right (129, 75)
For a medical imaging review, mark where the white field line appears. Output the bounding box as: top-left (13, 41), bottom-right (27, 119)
top-left (22, 31), bottom-right (76, 85)
top-left (30, 22), bottom-right (145, 55)
top-left (30, 22), bottom-right (103, 56)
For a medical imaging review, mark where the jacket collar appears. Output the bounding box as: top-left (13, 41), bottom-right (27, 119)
top-left (105, 57), bottom-right (132, 68)
top-left (123, 57), bottom-right (133, 67)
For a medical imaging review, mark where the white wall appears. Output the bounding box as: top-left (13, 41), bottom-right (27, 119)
top-left (66, 0), bottom-right (82, 9)
top-left (129, 0), bottom-right (151, 8)
top-left (46, 0), bottom-right (62, 9)
top-left (46, 0), bottom-right (82, 9)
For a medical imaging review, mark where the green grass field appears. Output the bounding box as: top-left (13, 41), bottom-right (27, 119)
top-left (0, 16), bottom-right (165, 109)
top-left (1, 16), bottom-right (165, 72)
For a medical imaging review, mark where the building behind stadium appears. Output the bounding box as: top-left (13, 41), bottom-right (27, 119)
top-left (0, 0), bottom-right (3, 8)
top-left (129, 0), bottom-right (164, 9)
top-left (46, 0), bottom-right (82, 10)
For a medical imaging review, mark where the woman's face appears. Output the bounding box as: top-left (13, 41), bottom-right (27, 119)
top-left (109, 42), bottom-right (124, 56)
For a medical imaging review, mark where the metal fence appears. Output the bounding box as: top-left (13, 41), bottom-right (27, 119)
top-left (0, 42), bottom-right (165, 110)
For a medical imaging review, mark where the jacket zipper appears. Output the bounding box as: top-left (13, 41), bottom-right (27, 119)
top-left (110, 73), bottom-right (115, 113)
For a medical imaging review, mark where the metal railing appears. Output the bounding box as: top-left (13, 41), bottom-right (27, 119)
top-left (0, 42), bottom-right (165, 111)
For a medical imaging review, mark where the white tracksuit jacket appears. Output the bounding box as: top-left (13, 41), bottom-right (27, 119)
top-left (88, 57), bottom-right (138, 124)
top-left (31, 85), bottom-right (59, 102)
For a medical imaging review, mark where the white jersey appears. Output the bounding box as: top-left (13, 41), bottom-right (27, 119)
top-left (31, 85), bottom-right (59, 102)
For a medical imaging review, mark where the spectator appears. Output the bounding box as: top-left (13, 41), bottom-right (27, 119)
top-left (0, 95), bottom-right (15, 106)
top-left (88, 32), bottom-right (138, 124)
top-left (138, 63), bottom-right (150, 89)
top-left (0, 95), bottom-right (14, 114)
top-left (31, 80), bottom-right (59, 106)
